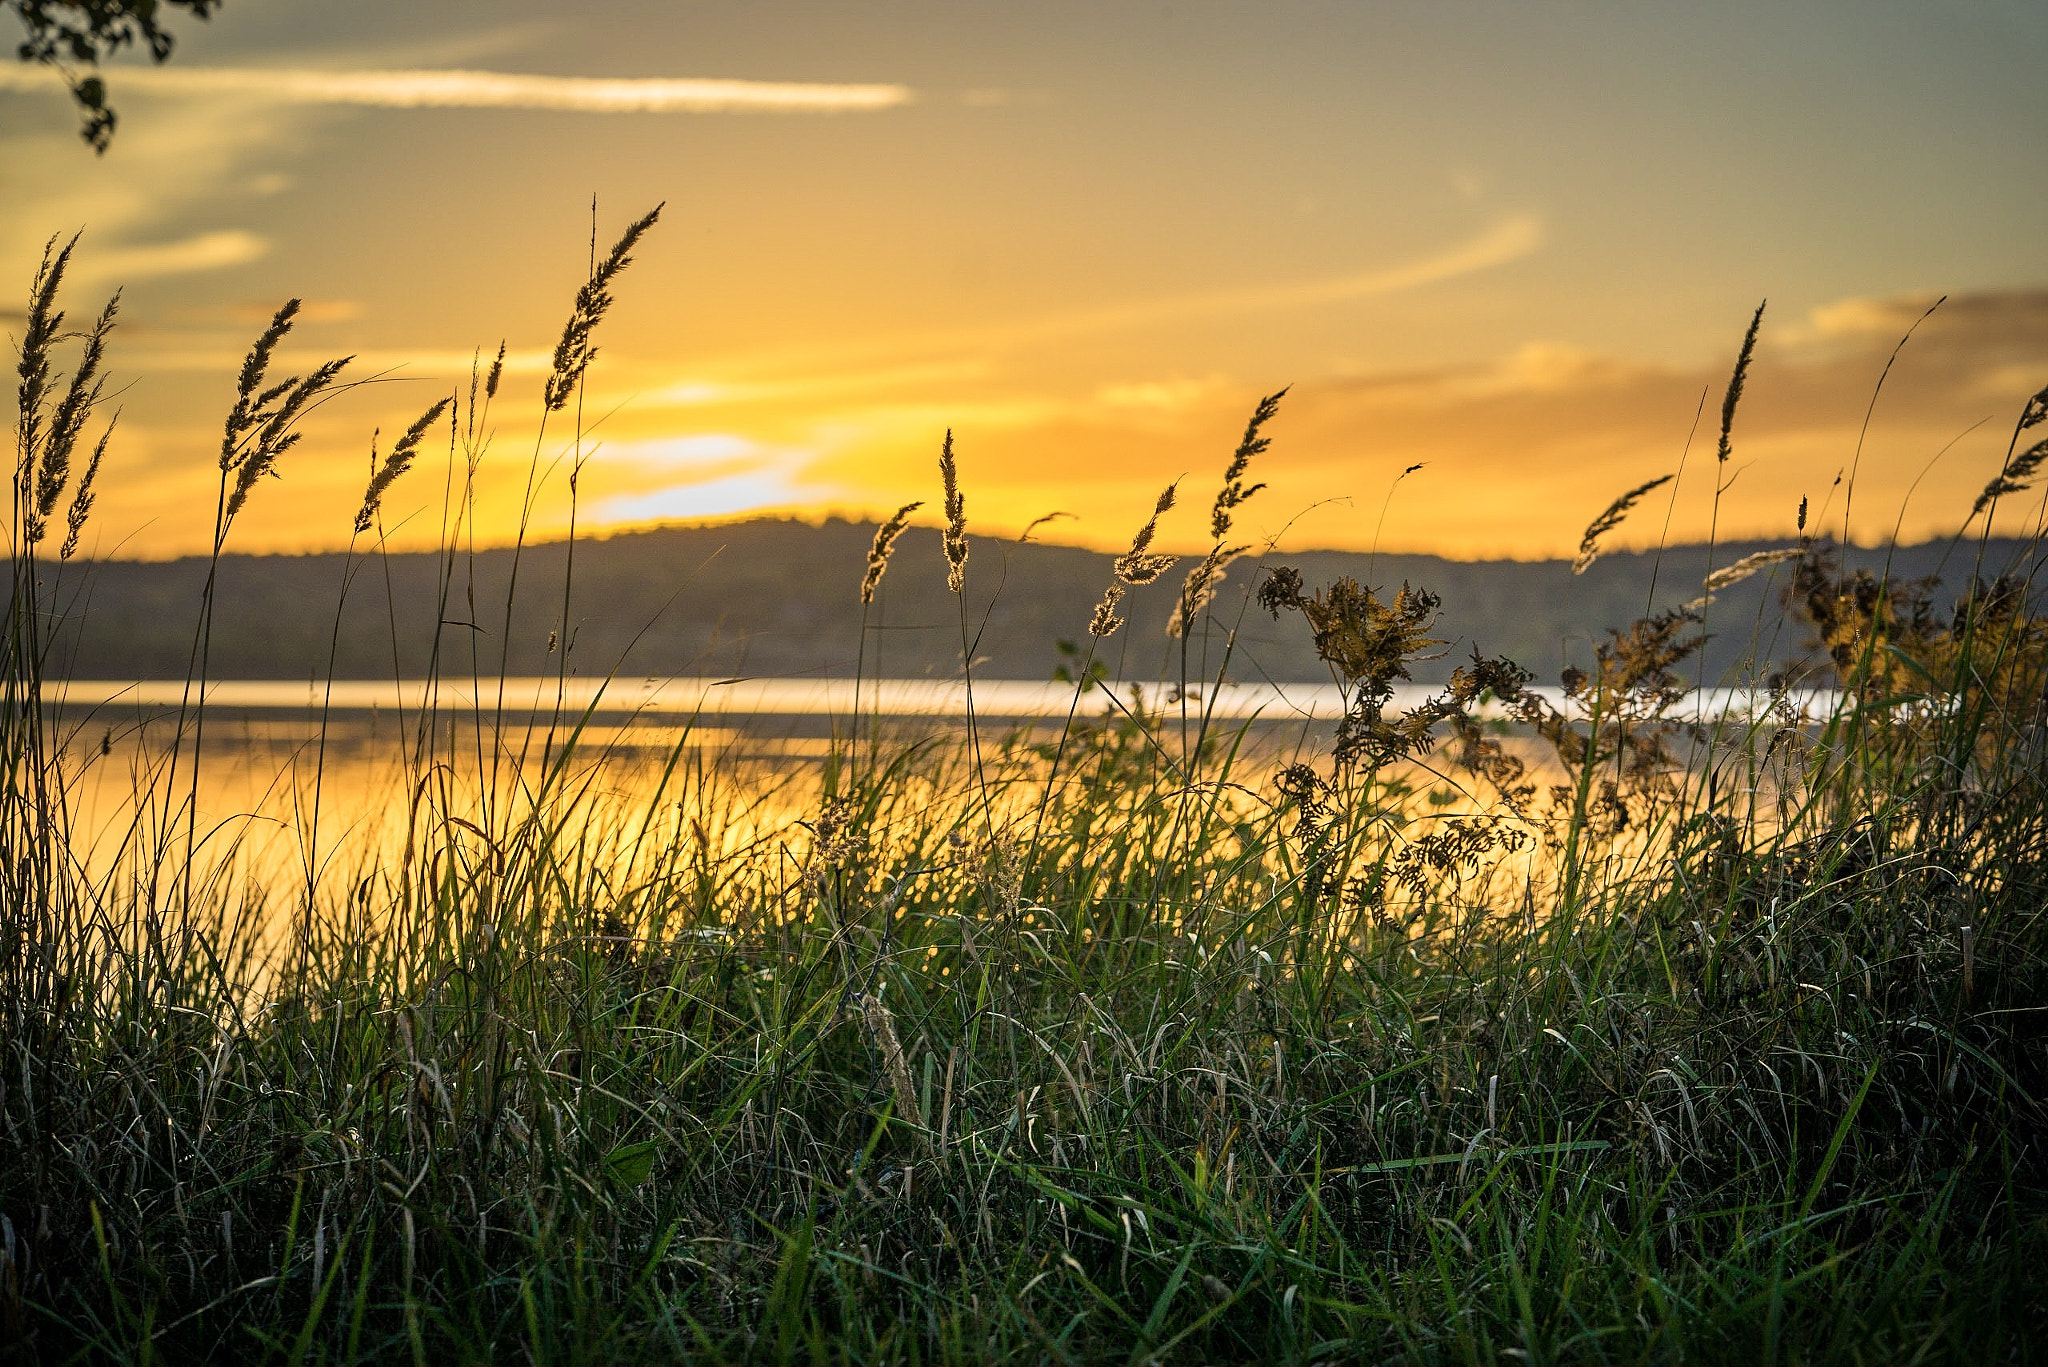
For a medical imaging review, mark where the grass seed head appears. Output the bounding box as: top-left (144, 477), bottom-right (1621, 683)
top-left (1211, 387), bottom-right (1284, 538)
top-left (1685, 546), bottom-right (1804, 612)
top-left (862, 500), bottom-right (923, 605)
top-left (2019, 378), bottom-right (2048, 432)
top-left (940, 429), bottom-right (969, 592)
top-left (1970, 385), bottom-right (2048, 521)
top-left (1168, 542), bottom-right (1247, 638)
top-left (1573, 474), bottom-right (1674, 575)
top-left (15, 233), bottom-right (79, 485)
top-left (1717, 300), bottom-right (1766, 465)
top-left (544, 203), bottom-right (663, 413)
top-left (1088, 584), bottom-right (1127, 637)
top-left (58, 416), bottom-right (112, 560)
top-left (1113, 482), bottom-right (1178, 585)
top-left (355, 397), bottom-right (452, 535)
top-left (33, 290), bottom-right (118, 538)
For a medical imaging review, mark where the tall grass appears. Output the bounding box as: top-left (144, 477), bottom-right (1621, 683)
top-left (2, 225), bottom-right (2045, 1365)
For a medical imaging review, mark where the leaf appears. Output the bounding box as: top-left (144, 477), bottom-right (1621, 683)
top-left (605, 1140), bottom-right (660, 1187)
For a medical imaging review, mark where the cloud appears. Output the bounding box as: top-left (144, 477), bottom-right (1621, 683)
top-left (578, 432), bottom-right (832, 526)
top-left (590, 441), bottom-right (826, 525)
top-left (594, 470), bottom-right (816, 523)
top-left (642, 361), bottom-right (989, 409)
top-left (68, 228), bottom-right (268, 283)
top-left (1, 89), bottom-right (307, 289)
top-left (657, 214), bottom-right (1547, 383)
top-left (985, 213), bottom-right (1544, 348)
top-left (0, 65), bottom-right (913, 114)
top-left (591, 433), bottom-right (766, 471)
top-left (119, 344), bottom-right (553, 375)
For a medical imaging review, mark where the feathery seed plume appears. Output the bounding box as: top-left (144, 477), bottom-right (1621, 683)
top-left (1087, 584), bottom-right (1127, 638)
top-left (1716, 301), bottom-right (1766, 465)
top-left (1017, 510), bottom-right (1073, 544)
top-left (544, 203), bottom-right (663, 412)
top-left (33, 290), bottom-right (118, 539)
top-left (1168, 542), bottom-right (1247, 638)
top-left (1969, 383), bottom-right (2048, 523)
top-left (939, 429), bottom-right (968, 592)
top-left (59, 417), bottom-right (112, 560)
top-left (1703, 547), bottom-right (1804, 595)
top-left (1211, 387), bottom-right (1285, 538)
top-left (861, 500), bottom-right (923, 604)
top-left (1113, 482), bottom-right (1178, 585)
top-left (860, 992), bottom-right (925, 1138)
top-left (227, 355), bottom-right (353, 521)
top-left (16, 233), bottom-right (78, 498)
top-left (222, 298), bottom-right (301, 468)
top-left (1572, 474), bottom-right (1673, 575)
top-left (1971, 436), bottom-right (2048, 523)
top-left (356, 398), bottom-right (452, 534)
top-left (216, 302), bottom-right (352, 526)
top-left (2020, 379), bottom-right (2048, 433)
top-left (485, 340), bottom-right (506, 400)
top-left (1683, 546), bottom-right (1803, 611)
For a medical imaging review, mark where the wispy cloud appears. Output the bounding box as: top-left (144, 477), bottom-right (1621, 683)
top-left (119, 345), bottom-right (553, 375)
top-left (667, 214), bottom-right (1546, 385)
top-left (588, 434), bottom-right (827, 525)
top-left (0, 65), bottom-right (913, 114)
top-left (967, 213), bottom-right (1544, 350)
top-left (70, 229), bottom-right (268, 283)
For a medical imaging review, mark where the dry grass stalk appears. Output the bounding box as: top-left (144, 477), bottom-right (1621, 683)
top-left (543, 203), bottom-right (664, 413)
top-left (1717, 301), bottom-right (1765, 465)
top-left (1684, 546), bottom-right (1803, 612)
top-left (1087, 584), bottom-right (1126, 637)
top-left (1210, 387), bottom-right (1285, 538)
top-left (1572, 474), bottom-right (1673, 575)
top-left (14, 234), bottom-right (77, 489)
top-left (1970, 382), bottom-right (2048, 522)
top-left (1167, 390), bottom-right (1286, 636)
top-left (58, 420), bottom-right (111, 560)
top-left (355, 399), bottom-right (453, 535)
top-left (862, 500), bottom-right (923, 605)
top-left (939, 430), bottom-right (968, 592)
top-left (14, 233), bottom-right (121, 550)
top-left (1113, 483), bottom-right (1178, 585)
top-left (218, 299), bottom-right (353, 524)
top-left (31, 293), bottom-right (117, 543)
top-left (1087, 481), bottom-right (1180, 638)
top-left (1168, 543), bottom-right (1247, 638)
top-left (2020, 379), bottom-right (2048, 433)
top-left (860, 992), bottom-right (926, 1139)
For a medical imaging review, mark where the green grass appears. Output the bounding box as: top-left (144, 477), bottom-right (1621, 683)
top-left (3, 220), bottom-right (2045, 1364)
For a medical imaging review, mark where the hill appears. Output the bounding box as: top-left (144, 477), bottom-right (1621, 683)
top-left (34, 519), bottom-right (2038, 686)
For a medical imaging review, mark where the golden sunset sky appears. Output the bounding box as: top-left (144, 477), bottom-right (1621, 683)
top-left (4, 2), bottom-right (2045, 560)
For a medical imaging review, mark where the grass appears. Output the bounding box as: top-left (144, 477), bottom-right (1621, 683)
top-left (3, 218), bottom-right (2047, 1365)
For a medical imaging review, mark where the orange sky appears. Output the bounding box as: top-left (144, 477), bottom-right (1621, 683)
top-left (4, 2), bottom-right (2045, 560)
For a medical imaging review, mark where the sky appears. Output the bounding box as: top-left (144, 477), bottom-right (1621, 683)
top-left (3, 1), bottom-right (2045, 561)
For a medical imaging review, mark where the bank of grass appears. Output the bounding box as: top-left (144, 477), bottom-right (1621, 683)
top-left (3, 220), bottom-right (2046, 1364)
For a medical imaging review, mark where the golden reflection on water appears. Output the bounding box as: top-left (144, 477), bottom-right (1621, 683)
top-left (46, 689), bottom-right (1765, 951)
top-left (54, 711), bottom-right (844, 906)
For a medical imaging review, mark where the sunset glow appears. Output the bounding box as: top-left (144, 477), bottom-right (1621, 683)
top-left (5, 2), bottom-right (2044, 560)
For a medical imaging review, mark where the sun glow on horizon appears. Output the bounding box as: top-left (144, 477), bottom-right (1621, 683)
top-left (4, 3), bottom-right (2043, 562)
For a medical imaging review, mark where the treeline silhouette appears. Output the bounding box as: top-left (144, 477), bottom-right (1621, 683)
top-left (37, 518), bottom-right (2032, 685)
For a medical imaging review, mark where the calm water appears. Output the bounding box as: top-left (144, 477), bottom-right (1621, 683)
top-left (40, 677), bottom-right (1828, 909)
top-left (45, 676), bottom-right (1827, 721)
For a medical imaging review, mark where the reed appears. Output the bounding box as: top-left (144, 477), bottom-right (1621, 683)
top-left (1, 228), bottom-right (2044, 1367)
